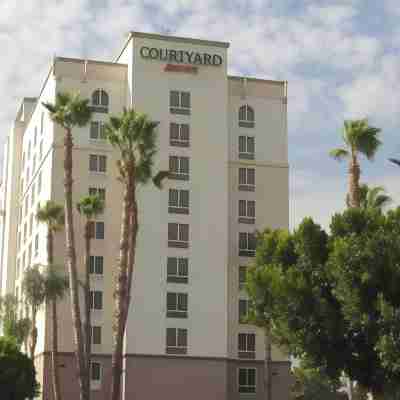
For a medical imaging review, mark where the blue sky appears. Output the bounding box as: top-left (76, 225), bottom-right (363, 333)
top-left (1, 0), bottom-right (400, 229)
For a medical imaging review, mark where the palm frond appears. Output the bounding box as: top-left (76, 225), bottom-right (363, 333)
top-left (329, 148), bottom-right (349, 161)
top-left (152, 170), bottom-right (170, 189)
top-left (76, 195), bottom-right (104, 219)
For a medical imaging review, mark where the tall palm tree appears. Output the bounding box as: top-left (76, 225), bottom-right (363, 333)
top-left (36, 201), bottom-right (65, 400)
top-left (22, 265), bottom-right (46, 360)
top-left (43, 92), bottom-right (92, 400)
top-left (76, 194), bottom-right (104, 394)
top-left (330, 119), bottom-right (382, 208)
top-left (105, 109), bottom-right (167, 400)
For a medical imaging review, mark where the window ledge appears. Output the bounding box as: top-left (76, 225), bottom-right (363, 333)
top-left (238, 351), bottom-right (256, 359)
top-left (168, 241), bottom-right (189, 249)
top-left (89, 171), bottom-right (107, 176)
top-left (90, 106), bottom-right (108, 114)
top-left (239, 121), bottom-right (255, 128)
top-left (166, 311), bottom-right (188, 318)
top-left (168, 207), bottom-right (189, 215)
top-left (170, 107), bottom-right (191, 115)
top-left (239, 250), bottom-right (255, 257)
top-left (166, 347), bottom-right (187, 355)
top-left (238, 217), bottom-right (255, 225)
top-left (169, 173), bottom-right (189, 181)
top-left (238, 185), bottom-right (255, 192)
top-left (239, 153), bottom-right (255, 160)
top-left (170, 140), bottom-right (190, 148)
top-left (167, 276), bottom-right (188, 284)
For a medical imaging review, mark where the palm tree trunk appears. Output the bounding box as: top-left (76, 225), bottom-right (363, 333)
top-left (47, 229), bottom-right (62, 400)
top-left (348, 153), bottom-right (361, 208)
top-left (63, 128), bottom-right (87, 400)
top-left (30, 308), bottom-right (37, 360)
top-left (84, 222), bottom-right (92, 400)
top-left (111, 168), bottom-right (134, 400)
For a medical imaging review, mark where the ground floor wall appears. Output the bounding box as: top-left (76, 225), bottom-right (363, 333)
top-left (36, 353), bottom-right (292, 400)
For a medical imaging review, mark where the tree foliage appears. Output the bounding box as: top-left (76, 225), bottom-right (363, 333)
top-left (0, 337), bottom-right (39, 400)
top-left (247, 207), bottom-right (400, 397)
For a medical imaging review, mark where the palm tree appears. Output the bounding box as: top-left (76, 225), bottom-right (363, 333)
top-left (36, 201), bottom-right (65, 400)
top-left (105, 109), bottom-right (168, 400)
top-left (76, 195), bottom-right (104, 393)
top-left (43, 92), bottom-right (92, 400)
top-left (346, 184), bottom-right (392, 211)
top-left (22, 265), bottom-right (46, 360)
top-left (330, 119), bottom-right (382, 208)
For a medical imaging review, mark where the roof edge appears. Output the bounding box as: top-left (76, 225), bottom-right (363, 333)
top-left (228, 75), bottom-right (287, 85)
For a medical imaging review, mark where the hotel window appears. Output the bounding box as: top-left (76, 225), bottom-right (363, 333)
top-left (34, 127), bottom-right (37, 147)
top-left (90, 121), bottom-right (107, 140)
top-left (91, 89), bottom-right (109, 113)
top-left (239, 168), bottom-right (255, 191)
top-left (239, 200), bottom-right (255, 224)
top-left (239, 299), bottom-right (250, 323)
top-left (239, 266), bottom-right (247, 290)
top-left (90, 291), bottom-right (103, 310)
top-left (89, 187), bottom-right (106, 202)
top-left (238, 368), bottom-right (256, 393)
top-left (166, 292), bottom-right (188, 318)
top-left (238, 333), bottom-right (256, 359)
top-left (239, 136), bottom-right (255, 159)
top-left (89, 256), bottom-right (104, 275)
top-left (39, 140), bottom-right (43, 160)
top-left (238, 105), bottom-right (255, 128)
top-left (166, 328), bottom-right (187, 354)
top-left (34, 234), bottom-right (39, 256)
top-left (169, 156), bottom-right (189, 180)
top-left (89, 155), bottom-right (107, 173)
top-left (168, 223), bottom-right (189, 248)
top-left (168, 189), bottom-right (189, 214)
top-left (90, 362), bottom-right (102, 389)
top-left (88, 222), bottom-right (105, 240)
top-left (170, 91), bottom-right (191, 115)
top-left (239, 232), bottom-right (256, 257)
top-left (31, 184), bottom-right (36, 206)
top-left (38, 172), bottom-right (42, 194)
top-left (91, 326), bottom-right (102, 345)
top-left (167, 257), bottom-right (189, 283)
top-left (170, 123), bottom-right (190, 147)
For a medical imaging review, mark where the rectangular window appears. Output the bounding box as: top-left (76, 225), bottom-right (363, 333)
top-left (169, 156), bottom-right (189, 180)
top-left (89, 187), bottom-right (106, 202)
top-left (90, 291), bottom-right (103, 310)
top-left (167, 257), bottom-right (189, 283)
top-left (91, 361), bottom-right (102, 383)
top-left (168, 223), bottom-right (189, 248)
top-left (170, 91), bottom-right (191, 115)
top-left (239, 266), bottom-right (247, 290)
top-left (91, 326), bottom-right (102, 345)
top-left (90, 121), bottom-right (107, 140)
top-left (88, 222), bottom-right (105, 240)
top-left (166, 328), bottom-right (187, 354)
top-left (239, 136), bottom-right (255, 159)
top-left (166, 292), bottom-right (188, 318)
top-left (238, 333), bottom-right (256, 359)
top-left (89, 155), bottom-right (107, 173)
top-left (239, 299), bottom-right (250, 323)
top-left (238, 200), bottom-right (255, 224)
top-left (170, 123), bottom-right (190, 147)
top-left (89, 256), bottom-right (104, 275)
top-left (239, 168), bottom-right (255, 191)
top-left (168, 189), bottom-right (189, 214)
top-left (238, 368), bottom-right (256, 393)
top-left (239, 232), bottom-right (256, 257)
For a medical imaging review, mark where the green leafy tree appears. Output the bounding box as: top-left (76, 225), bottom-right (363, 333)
top-left (247, 208), bottom-right (400, 400)
top-left (22, 265), bottom-right (46, 360)
top-left (0, 294), bottom-right (31, 348)
top-left (43, 92), bottom-right (92, 400)
top-left (0, 337), bottom-right (40, 400)
top-left (36, 200), bottom-right (66, 400)
top-left (105, 109), bottom-right (168, 400)
top-left (76, 194), bottom-right (104, 393)
top-left (330, 119), bottom-right (381, 208)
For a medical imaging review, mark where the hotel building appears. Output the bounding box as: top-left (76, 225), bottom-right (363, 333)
top-left (0, 32), bottom-right (290, 400)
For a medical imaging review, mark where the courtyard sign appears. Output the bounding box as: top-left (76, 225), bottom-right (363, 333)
top-left (140, 46), bottom-right (223, 66)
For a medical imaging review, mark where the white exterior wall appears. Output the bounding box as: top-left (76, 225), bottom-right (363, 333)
top-left (123, 35), bottom-right (230, 358)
